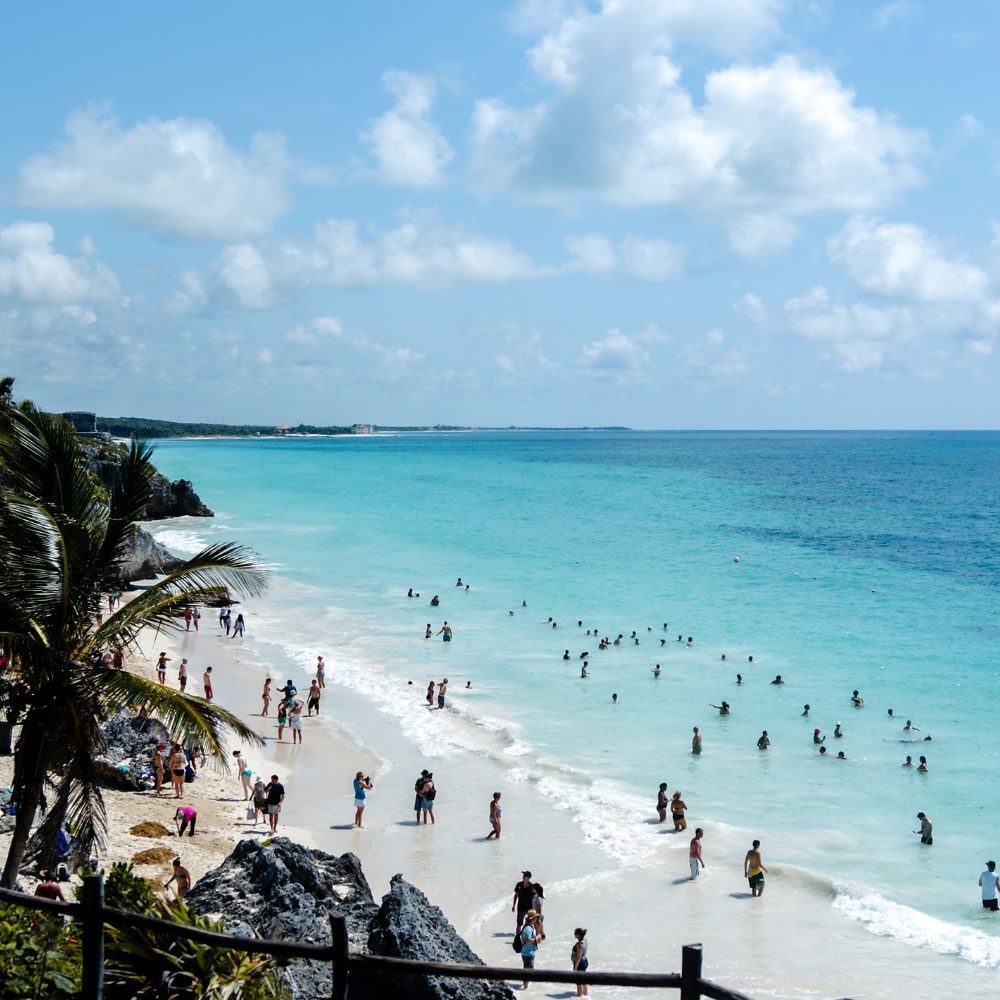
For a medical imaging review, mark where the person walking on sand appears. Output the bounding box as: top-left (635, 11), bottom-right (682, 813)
top-left (251, 778), bottom-right (267, 824)
top-left (980, 861), bottom-right (1000, 911)
top-left (487, 792), bottom-right (502, 839)
top-left (192, 606), bottom-right (200, 632)
top-left (165, 858), bottom-right (191, 899)
top-left (265, 774), bottom-right (285, 833)
top-left (316, 655), bottom-right (326, 689)
top-left (289, 696), bottom-right (304, 744)
top-left (152, 743), bottom-right (165, 796)
top-left (184, 606), bottom-right (192, 631)
top-left (671, 791), bottom-right (688, 832)
top-left (571, 928), bottom-right (589, 997)
top-left (914, 812), bottom-right (933, 845)
top-left (168, 744), bottom-right (186, 799)
top-left (420, 773), bottom-right (436, 824)
top-left (437, 678), bottom-right (448, 709)
top-left (689, 828), bottom-right (705, 879)
top-left (744, 840), bottom-right (767, 896)
top-left (231, 612), bottom-right (245, 638)
top-left (261, 678), bottom-right (272, 716)
top-left (691, 727), bottom-right (702, 755)
top-left (353, 773), bottom-right (373, 828)
top-left (307, 679), bottom-right (321, 716)
top-left (156, 652), bottom-right (170, 685)
top-left (656, 782), bottom-right (668, 823)
top-left (203, 666), bottom-right (213, 701)
top-left (234, 751), bottom-right (252, 799)
top-left (177, 658), bottom-right (188, 692)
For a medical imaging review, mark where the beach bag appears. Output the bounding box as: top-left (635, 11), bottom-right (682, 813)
top-left (245, 804), bottom-right (255, 821)
top-left (184, 765), bottom-right (196, 783)
top-left (512, 933), bottom-right (523, 954)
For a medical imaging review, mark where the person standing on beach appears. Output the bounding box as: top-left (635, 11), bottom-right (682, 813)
top-left (307, 680), bottom-right (321, 716)
top-left (219, 607), bottom-right (227, 630)
top-left (156, 652), bottom-right (170, 685)
top-left (152, 743), bottom-right (165, 796)
top-left (289, 697), bottom-right (304, 744)
top-left (276, 699), bottom-right (288, 741)
top-left (261, 678), bottom-right (272, 716)
top-left (184, 607), bottom-right (192, 631)
top-left (168, 744), bottom-right (186, 799)
top-left (316, 656), bottom-right (326, 689)
top-left (251, 779), bottom-right (267, 824)
top-left (571, 928), bottom-right (589, 997)
top-left (437, 678), bottom-right (448, 709)
top-left (165, 858), bottom-right (191, 899)
top-left (178, 658), bottom-right (188, 692)
top-left (224, 609), bottom-right (232, 635)
top-left (174, 805), bottom-right (197, 837)
top-left (420, 773), bottom-right (436, 824)
top-left (979, 861), bottom-right (1000, 911)
top-left (192, 606), bottom-right (200, 632)
top-left (203, 667), bottom-right (213, 701)
top-left (487, 792), bottom-right (502, 839)
top-left (234, 751), bottom-right (252, 799)
top-left (914, 812), bottom-right (933, 845)
top-left (691, 727), bottom-right (702, 755)
top-left (519, 910), bottom-right (540, 990)
top-left (656, 783), bottom-right (668, 823)
top-left (231, 613), bottom-right (245, 638)
top-left (353, 773), bottom-right (373, 828)
top-left (265, 775), bottom-right (284, 833)
top-left (414, 770), bottom-right (429, 821)
top-left (513, 871), bottom-right (536, 932)
top-left (689, 828), bottom-right (705, 879)
top-left (744, 840), bottom-right (767, 896)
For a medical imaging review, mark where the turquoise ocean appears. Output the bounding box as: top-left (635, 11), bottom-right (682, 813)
top-left (148, 431), bottom-right (1000, 973)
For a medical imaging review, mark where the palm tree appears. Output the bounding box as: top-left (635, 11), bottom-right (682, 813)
top-left (0, 408), bottom-right (267, 888)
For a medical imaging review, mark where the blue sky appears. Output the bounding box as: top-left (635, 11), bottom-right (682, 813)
top-left (2, 1), bottom-right (999, 428)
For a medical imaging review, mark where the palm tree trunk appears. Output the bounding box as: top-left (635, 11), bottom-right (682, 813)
top-left (0, 725), bottom-right (47, 888)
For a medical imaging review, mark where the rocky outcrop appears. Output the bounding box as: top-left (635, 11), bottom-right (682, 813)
top-left (368, 875), bottom-right (514, 1000)
top-left (118, 526), bottom-right (183, 583)
top-left (186, 839), bottom-right (513, 1000)
top-left (187, 838), bottom-right (378, 999)
top-left (145, 474), bottom-right (213, 519)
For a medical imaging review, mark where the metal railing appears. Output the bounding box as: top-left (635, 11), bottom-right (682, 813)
top-left (0, 875), bottom-right (753, 999)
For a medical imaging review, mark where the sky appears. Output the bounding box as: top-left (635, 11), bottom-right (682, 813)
top-left (2, 0), bottom-right (1000, 429)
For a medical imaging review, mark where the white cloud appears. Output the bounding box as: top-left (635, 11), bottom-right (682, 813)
top-left (681, 328), bottom-right (750, 378)
top-left (827, 216), bottom-right (989, 304)
top-left (18, 106), bottom-right (291, 240)
top-left (728, 214), bottom-right (798, 259)
top-left (578, 329), bottom-right (651, 378)
top-left (735, 292), bottom-right (768, 325)
top-left (564, 234), bottom-right (685, 281)
top-left (871, 1), bottom-right (921, 30)
top-left (217, 245), bottom-right (273, 309)
top-left (471, 3), bottom-right (924, 218)
top-left (0, 222), bottom-right (119, 303)
top-left (362, 71), bottom-right (453, 187)
top-left (955, 113), bottom-right (983, 140)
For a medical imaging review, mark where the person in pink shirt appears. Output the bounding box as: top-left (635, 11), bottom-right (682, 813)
top-left (174, 805), bottom-right (197, 837)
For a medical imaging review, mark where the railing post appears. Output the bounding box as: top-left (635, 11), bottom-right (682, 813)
top-left (680, 943), bottom-right (703, 1000)
top-left (81, 874), bottom-right (105, 999)
top-left (329, 912), bottom-right (349, 1000)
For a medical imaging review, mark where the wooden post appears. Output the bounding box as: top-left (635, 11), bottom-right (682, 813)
top-left (680, 943), bottom-right (703, 1000)
top-left (329, 912), bottom-right (349, 1000)
top-left (81, 874), bottom-right (105, 999)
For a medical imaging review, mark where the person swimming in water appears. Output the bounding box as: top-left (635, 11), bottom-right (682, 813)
top-left (851, 689), bottom-right (864, 707)
top-left (612, 693), bottom-right (618, 704)
top-left (736, 674), bottom-right (743, 685)
top-left (710, 701), bottom-right (730, 715)
top-left (802, 704), bottom-right (810, 716)
top-left (757, 730), bottom-right (770, 750)
top-left (813, 728), bottom-right (824, 744)
top-left (430, 595), bottom-right (440, 607)
top-left (836, 751), bottom-right (846, 760)
top-left (771, 675), bottom-right (784, 685)
top-left (819, 746), bottom-right (828, 756)
top-left (834, 722), bottom-right (843, 738)
top-left (563, 650), bottom-right (570, 660)
top-left (904, 720), bottom-right (919, 731)
top-left (580, 664), bottom-right (589, 678)
top-left (651, 664), bottom-right (661, 677)
top-left (903, 755), bottom-right (913, 766)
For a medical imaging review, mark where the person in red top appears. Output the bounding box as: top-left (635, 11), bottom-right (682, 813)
top-left (34, 871), bottom-right (66, 901)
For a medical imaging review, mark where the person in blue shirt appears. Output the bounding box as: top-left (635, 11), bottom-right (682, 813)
top-left (353, 772), bottom-right (373, 828)
top-left (519, 910), bottom-right (540, 989)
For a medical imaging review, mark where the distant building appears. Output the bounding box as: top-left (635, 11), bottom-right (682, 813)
top-left (275, 423), bottom-right (292, 435)
top-left (351, 423), bottom-right (374, 435)
top-left (63, 411), bottom-right (97, 433)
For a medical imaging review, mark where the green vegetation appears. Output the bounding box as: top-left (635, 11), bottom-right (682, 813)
top-left (0, 405), bottom-right (267, 887)
top-left (96, 416), bottom-right (353, 438)
top-left (0, 902), bottom-right (80, 997)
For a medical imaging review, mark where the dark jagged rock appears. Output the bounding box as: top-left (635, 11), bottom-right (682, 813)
top-left (118, 526), bottom-right (183, 583)
top-left (186, 838), bottom-right (379, 999)
top-left (368, 875), bottom-right (515, 1000)
top-left (145, 475), bottom-right (213, 519)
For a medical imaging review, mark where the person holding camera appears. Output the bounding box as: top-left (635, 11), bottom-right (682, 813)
top-left (354, 772), bottom-right (373, 828)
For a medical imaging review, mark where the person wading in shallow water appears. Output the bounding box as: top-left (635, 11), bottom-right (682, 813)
top-left (744, 840), bottom-right (767, 897)
top-left (487, 792), bottom-right (502, 839)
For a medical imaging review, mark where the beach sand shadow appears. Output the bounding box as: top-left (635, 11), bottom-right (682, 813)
top-left (671, 877), bottom-right (694, 884)
top-left (329, 824), bottom-right (357, 831)
top-left (729, 891), bottom-right (754, 899)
